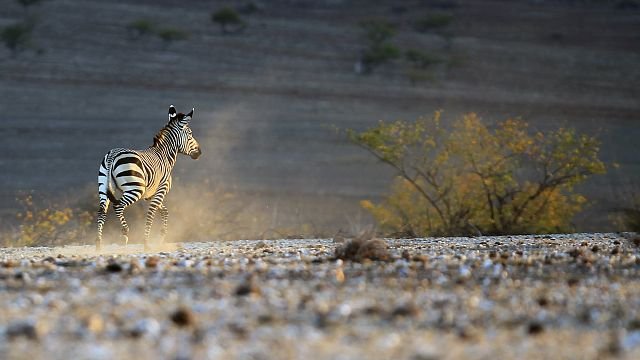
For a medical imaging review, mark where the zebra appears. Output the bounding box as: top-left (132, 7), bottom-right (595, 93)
top-left (96, 105), bottom-right (202, 250)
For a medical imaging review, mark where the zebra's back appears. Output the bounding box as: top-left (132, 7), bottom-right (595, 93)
top-left (98, 147), bottom-right (171, 203)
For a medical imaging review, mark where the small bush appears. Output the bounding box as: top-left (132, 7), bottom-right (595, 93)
top-left (126, 19), bottom-right (154, 39)
top-left (349, 112), bottom-right (606, 236)
top-left (358, 19), bottom-right (400, 73)
top-left (362, 43), bottom-right (401, 69)
top-left (16, 0), bottom-right (44, 9)
top-left (211, 7), bottom-right (246, 34)
top-left (405, 49), bottom-right (442, 69)
top-left (13, 193), bottom-right (92, 247)
top-left (360, 19), bottom-right (396, 44)
top-left (157, 27), bottom-right (189, 44)
top-left (415, 13), bottom-right (453, 32)
top-left (1, 22), bottom-right (32, 55)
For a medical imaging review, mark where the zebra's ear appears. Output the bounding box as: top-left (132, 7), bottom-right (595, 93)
top-left (186, 108), bottom-right (194, 119)
top-left (168, 105), bottom-right (177, 120)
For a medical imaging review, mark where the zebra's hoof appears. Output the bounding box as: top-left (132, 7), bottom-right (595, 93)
top-left (122, 235), bottom-right (129, 246)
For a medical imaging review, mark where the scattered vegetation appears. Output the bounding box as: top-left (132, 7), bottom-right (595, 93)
top-left (211, 7), bottom-right (246, 34)
top-left (404, 49), bottom-right (443, 84)
top-left (15, 0), bottom-right (45, 12)
top-left (11, 193), bottom-right (92, 247)
top-left (126, 19), bottom-right (155, 39)
top-left (237, 2), bottom-right (261, 15)
top-left (1, 22), bottom-right (32, 56)
top-left (357, 19), bottom-right (401, 74)
top-left (156, 27), bottom-right (189, 45)
top-left (405, 49), bottom-right (442, 69)
top-left (348, 112), bottom-right (606, 237)
top-left (125, 19), bottom-right (189, 47)
top-left (414, 13), bottom-right (454, 33)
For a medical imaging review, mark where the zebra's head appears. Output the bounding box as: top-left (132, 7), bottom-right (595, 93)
top-left (168, 105), bottom-right (201, 159)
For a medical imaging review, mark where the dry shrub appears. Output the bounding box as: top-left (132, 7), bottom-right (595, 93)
top-left (335, 231), bottom-right (391, 261)
top-left (8, 191), bottom-right (93, 247)
top-left (349, 111), bottom-right (606, 236)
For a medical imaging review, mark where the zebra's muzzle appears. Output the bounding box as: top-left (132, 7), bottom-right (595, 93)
top-left (190, 148), bottom-right (201, 159)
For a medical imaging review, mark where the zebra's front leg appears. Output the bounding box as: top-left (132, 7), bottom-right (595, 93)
top-left (144, 189), bottom-right (168, 250)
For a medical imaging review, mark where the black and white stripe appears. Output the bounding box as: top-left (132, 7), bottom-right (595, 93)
top-left (96, 105), bottom-right (201, 250)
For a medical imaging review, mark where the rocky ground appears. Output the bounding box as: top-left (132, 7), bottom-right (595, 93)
top-left (1, 233), bottom-right (640, 359)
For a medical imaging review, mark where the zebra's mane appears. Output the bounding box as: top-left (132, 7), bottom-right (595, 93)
top-left (152, 126), bottom-right (170, 147)
top-left (152, 114), bottom-right (186, 147)
top-left (152, 121), bottom-right (176, 147)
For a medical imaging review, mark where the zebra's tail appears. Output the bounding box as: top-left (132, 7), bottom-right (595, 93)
top-left (98, 152), bottom-right (115, 209)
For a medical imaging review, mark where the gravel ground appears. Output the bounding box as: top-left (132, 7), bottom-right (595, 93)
top-left (1, 233), bottom-right (640, 359)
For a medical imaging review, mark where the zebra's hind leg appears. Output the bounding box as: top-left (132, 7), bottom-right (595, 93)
top-left (96, 197), bottom-right (110, 251)
top-left (159, 204), bottom-right (169, 244)
top-left (113, 192), bottom-right (140, 247)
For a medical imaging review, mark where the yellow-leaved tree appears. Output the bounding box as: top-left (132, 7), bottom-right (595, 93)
top-left (349, 112), bottom-right (605, 236)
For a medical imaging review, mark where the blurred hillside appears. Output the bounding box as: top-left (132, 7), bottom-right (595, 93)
top-left (0, 0), bottom-right (638, 234)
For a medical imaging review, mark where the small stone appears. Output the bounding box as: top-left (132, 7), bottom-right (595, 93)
top-left (105, 262), bottom-right (123, 273)
top-left (335, 268), bottom-right (345, 283)
top-left (170, 307), bottom-right (195, 327)
top-left (591, 245), bottom-right (600, 253)
top-left (567, 277), bottom-right (579, 287)
top-left (145, 256), bottom-right (159, 268)
top-left (2, 260), bottom-right (17, 268)
top-left (129, 318), bottom-right (161, 338)
top-left (568, 248), bottom-right (583, 259)
top-left (402, 250), bottom-right (411, 260)
top-left (527, 321), bottom-right (544, 335)
top-left (391, 303), bottom-right (419, 318)
top-left (537, 296), bottom-right (549, 307)
top-left (84, 314), bottom-right (104, 334)
top-left (6, 319), bottom-right (42, 340)
top-left (235, 275), bottom-right (260, 296)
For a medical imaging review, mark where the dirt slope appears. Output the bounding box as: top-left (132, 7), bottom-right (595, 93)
top-left (0, 0), bottom-right (638, 232)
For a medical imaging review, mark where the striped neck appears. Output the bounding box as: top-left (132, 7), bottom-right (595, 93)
top-left (151, 127), bottom-right (180, 166)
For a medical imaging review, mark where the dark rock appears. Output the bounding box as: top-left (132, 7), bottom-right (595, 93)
top-left (6, 320), bottom-right (41, 340)
top-left (170, 307), bottom-right (195, 327)
top-left (527, 321), bottom-right (544, 335)
top-left (235, 275), bottom-right (260, 296)
top-left (105, 262), bottom-right (123, 273)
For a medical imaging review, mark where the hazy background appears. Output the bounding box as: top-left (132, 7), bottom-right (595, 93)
top-left (1, 0), bottom-right (638, 242)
